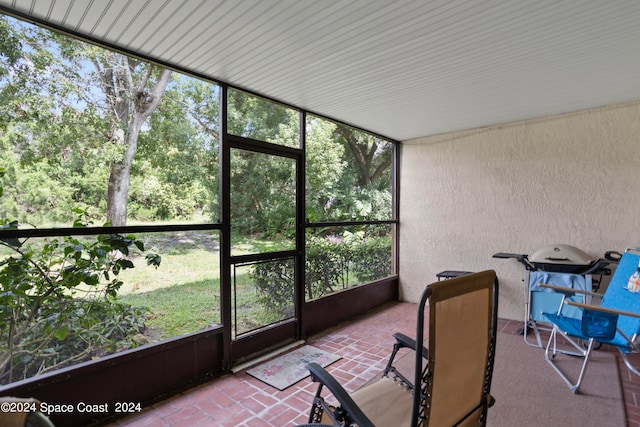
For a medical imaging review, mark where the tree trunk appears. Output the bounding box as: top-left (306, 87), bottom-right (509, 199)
top-left (106, 115), bottom-right (143, 226)
top-left (106, 163), bottom-right (130, 226)
top-left (96, 55), bottom-right (172, 226)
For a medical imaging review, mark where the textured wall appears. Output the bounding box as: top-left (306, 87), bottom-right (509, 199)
top-left (399, 101), bottom-right (640, 319)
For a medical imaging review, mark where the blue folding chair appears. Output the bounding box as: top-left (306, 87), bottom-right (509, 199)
top-left (525, 271), bottom-right (591, 349)
top-left (542, 250), bottom-right (640, 393)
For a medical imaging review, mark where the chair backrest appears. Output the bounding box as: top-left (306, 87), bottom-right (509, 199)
top-left (600, 250), bottom-right (640, 348)
top-left (412, 270), bottom-right (499, 427)
top-left (529, 271), bottom-right (590, 321)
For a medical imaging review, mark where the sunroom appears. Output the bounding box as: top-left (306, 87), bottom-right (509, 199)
top-left (1, 1), bottom-right (640, 426)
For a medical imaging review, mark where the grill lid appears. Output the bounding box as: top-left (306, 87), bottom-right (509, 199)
top-left (528, 243), bottom-right (595, 266)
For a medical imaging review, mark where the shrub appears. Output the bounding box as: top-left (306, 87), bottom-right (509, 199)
top-left (0, 170), bottom-right (161, 384)
top-left (349, 234), bottom-right (392, 283)
top-left (250, 258), bottom-right (295, 320)
top-left (251, 232), bottom-right (392, 316)
top-left (304, 236), bottom-right (349, 299)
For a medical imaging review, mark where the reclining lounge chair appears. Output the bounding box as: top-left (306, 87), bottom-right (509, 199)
top-left (0, 397), bottom-right (55, 427)
top-left (297, 270), bottom-right (499, 427)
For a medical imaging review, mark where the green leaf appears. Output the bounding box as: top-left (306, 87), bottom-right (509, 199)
top-left (54, 325), bottom-right (69, 340)
top-left (119, 259), bottom-right (135, 269)
top-left (145, 253), bottom-right (161, 268)
top-left (133, 240), bottom-right (145, 251)
top-left (83, 274), bottom-right (99, 287)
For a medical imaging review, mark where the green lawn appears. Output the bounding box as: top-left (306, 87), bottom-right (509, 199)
top-left (116, 232), bottom-right (294, 341)
top-left (119, 278), bottom-right (220, 339)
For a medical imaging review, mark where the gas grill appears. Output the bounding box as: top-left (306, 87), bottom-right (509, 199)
top-left (493, 243), bottom-right (618, 277)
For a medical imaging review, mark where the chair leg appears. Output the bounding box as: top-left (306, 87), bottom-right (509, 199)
top-left (618, 348), bottom-right (640, 377)
top-left (543, 327), bottom-right (594, 394)
top-left (308, 386), bottom-right (342, 426)
top-left (524, 319), bottom-right (546, 348)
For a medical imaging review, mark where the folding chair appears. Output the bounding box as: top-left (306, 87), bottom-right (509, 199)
top-left (541, 249), bottom-right (640, 393)
top-left (493, 248), bottom-right (617, 349)
top-left (297, 270), bottom-right (499, 427)
top-left (525, 271), bottom-right (591, 348)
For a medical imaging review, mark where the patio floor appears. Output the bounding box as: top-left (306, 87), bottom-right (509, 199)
top-left (104, 301), bottom-right (640, 427)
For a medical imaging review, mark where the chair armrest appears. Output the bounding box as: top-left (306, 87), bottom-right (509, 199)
top-left (537, 283), bottom-right (601, 297)
top-left (392, 332), bottom-right (428, 359)
top-left (306, 362), bottom-right (375, 427)
top-left (565, 301), bottom-right (640, 319)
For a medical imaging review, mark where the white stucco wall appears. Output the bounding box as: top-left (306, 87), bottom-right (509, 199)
top-left (399, 100), bottom-right (640, 320)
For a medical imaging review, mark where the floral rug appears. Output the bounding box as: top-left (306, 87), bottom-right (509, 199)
top-left (246, 345), bottom-right (341, 390)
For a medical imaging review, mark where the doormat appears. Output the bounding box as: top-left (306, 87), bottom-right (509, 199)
top-left (246, 345), bottom-right (341, 390)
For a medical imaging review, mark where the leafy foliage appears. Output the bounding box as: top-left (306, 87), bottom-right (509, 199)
top-left (250, 258), bottom-right (295, 319)
top-left (305, 236), bottom-right (350, 299)
top-left (0, 14), bottom-right (396, 384)
top-left (349, 233), bottom-right (393, 282)
top-left (0, 16), bottom-right (210, 226)
top-left (0, 16), bottom-right (393, 233)
top-left (230, 150), bottom-right (296, 237)
top-left (0, 171), bottom-right (161, 384)
top-left (306, 116), bottom-right (393, 223)
top-left (251, 231), bottom-right (392, 315)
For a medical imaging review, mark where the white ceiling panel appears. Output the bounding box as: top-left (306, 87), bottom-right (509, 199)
top-left (1, 0), bottom-right (640, 141)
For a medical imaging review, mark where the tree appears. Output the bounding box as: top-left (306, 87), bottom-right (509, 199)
top-left (0, 15), bottom-right (393, 230)
top-left (0, 16), bottom-right (174, 226)
top-left (90, 53), bottom-right (172, 226)
top-left (305, 117), bottom-right (346, 222)
top-left (305, 117), bottom-right (393, 222)
top-left (227, 90), bottom-right (299, 236)
top-left (0, 16), bottom-right (23, 106)
top-left (0, 17), bottom-right (89, 224)
top-left (134, 77), bottom-right (220, 221)
top-left (335, 123), bottom-right (392, 189)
